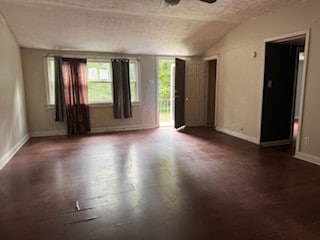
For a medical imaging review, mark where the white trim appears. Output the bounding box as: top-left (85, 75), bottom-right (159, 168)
top-left (30, 130), bottom-right (67, 137)
top-left (203, 55), bottom-right (219, 62)
top-left (295, 30), bottom-right (310, 155)
top-left (216, 127), bottom-right (259, 145)
top-left (295, 151), bottom-right (320, 167)
top-left (258, 29), bottom-right (310, 153)
top-left (44, 54), bottom-right (140, 61)
top-left (0, 134), bottom-right (30, 170)
top-left (261, 139), bottom-right (291, 147)
top-left (263, 30), bottom-right (309, 43)
top-left (90, 124), bottom-right (157, 133)
top-left (156, 58), bottom-right (161, 126)
top-left (30, 125), bottom-right (157, 137)
top-left (257, 39), bottom-right (266, 144)
top-left (88, 102), bottom-right (142, 108)
top-left (44, 56), bottom-right (53, 106)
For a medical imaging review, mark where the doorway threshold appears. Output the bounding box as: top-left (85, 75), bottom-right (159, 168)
top-left (160, 121), bottom-right (174, 127)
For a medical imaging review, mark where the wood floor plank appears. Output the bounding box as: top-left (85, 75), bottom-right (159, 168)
top-left (0, 127), bottom-right (319, 239)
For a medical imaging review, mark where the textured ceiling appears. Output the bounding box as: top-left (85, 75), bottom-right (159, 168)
top-left (0, 0), bottom-right (301, 56)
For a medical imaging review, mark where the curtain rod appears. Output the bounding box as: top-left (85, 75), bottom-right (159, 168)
top-left (43, 54), bottom-right (141, 61)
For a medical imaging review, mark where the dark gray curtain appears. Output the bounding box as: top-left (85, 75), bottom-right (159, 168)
top-left (54, 56), bottom-right (66, 122)
top-left (111, 59), bottom-right (132, 119)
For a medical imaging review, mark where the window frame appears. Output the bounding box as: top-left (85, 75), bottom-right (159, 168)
top-left (44, 56), bottom-right (55, 108)
top-left (87, 59), bottom-right (113, 104)
top-left (44, 56), bottom-right (141, 108)
top-left (129, 60), bottom-right (140, 103)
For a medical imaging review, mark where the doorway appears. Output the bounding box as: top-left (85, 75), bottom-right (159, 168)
top-left (158, 59), bottom-right (175, 127)
top-left (207, 59), bottom-right (217, 127)
top-left (260, 33), bottom-right (307, 154)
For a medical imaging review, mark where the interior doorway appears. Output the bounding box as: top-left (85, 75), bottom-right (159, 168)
top-left (158, 59), bottom-right (175, 127)
top-left (260, 33), bottom-right (307, 155)
top-left (207, 59), bottom-right (217, 127)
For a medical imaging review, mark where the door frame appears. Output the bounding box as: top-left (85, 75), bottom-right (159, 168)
top-left (203, 55), bottom-right (220, 129)
top-left (156, 57), bottom-right (175, 126)
top-left (258, 29), bottom-right (310, 156)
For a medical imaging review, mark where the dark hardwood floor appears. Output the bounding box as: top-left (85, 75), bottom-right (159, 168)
top-left (0, 127), bottom-right (319, 240)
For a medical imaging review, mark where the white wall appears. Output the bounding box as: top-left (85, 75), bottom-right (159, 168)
top-left (205, 0), bottom-right (320, 162)
top-left (21, 48), bottom-right (159, 136)
top-left (0, 16), bottom-right (28, 169)
top-left (21, 48), bottom-right (206, 135)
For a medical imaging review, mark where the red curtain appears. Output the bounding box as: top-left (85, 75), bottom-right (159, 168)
top-left (62, 58), bottom-right (90, 135)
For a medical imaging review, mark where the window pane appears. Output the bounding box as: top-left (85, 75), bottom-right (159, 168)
top-left (87, 61), bottom-right (111, 82)
top-left (130, 82), bottom-right (136, 102)
top-left (88, 67), bottom-right (98, 81)
top-left (129, 62), bottom-right (136, 82)
top-left (87, 61), bottom-right (112, 103)
top-left (88, 82), bottom-right (112, 103)
top-left (47, 58), bottom-right (55, 105)
top-left (100, 67), bottom-right (109, 81)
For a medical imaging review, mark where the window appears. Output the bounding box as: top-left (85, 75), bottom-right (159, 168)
top-left (87, 60), bottom-right (113, 103)
top-left (46, 57), bottom-right (55, 105)
top-left (45, 57), bottom-right (140, 105)
top-left (129, 61), bottom-right (139, 102)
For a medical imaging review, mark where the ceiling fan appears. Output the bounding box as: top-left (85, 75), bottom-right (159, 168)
top-left (160, 0), bottom-right (217, 9)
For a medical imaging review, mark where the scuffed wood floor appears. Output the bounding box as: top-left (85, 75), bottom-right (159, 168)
top-left (0, 127), bottom-right (319, 239)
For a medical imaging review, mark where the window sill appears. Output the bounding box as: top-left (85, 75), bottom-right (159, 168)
top-left (89, 102), bottom-right (142, 108)
top-left (46, 104), bottom-right (55, 110)
top-left (46, 102), bottom-right (142, 109)
top-left (89, 102), bottom-right (113, 108)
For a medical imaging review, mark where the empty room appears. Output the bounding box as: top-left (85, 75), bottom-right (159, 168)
top-left (1, 0), bottom-right (320, 239)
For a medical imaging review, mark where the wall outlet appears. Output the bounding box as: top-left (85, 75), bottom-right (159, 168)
top-left (304, 137), bottom-right (310, 145)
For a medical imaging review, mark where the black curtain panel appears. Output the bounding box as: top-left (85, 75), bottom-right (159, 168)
top-left (111, 59), bottom-right (132, 119)
top-left (54, 56), bottom-right (66, 122)
top-left (61, 58), bottom-right (91, 135)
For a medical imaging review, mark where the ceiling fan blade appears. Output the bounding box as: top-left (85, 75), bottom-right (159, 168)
top-left (199, 0), bottom-right (217, 3)
top-left (160, 0), bottom-right (181, 9)
top-left (160, 0), bottom-right (170, 9)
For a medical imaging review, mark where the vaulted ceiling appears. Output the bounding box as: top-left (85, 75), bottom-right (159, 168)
top-left (0, 0), bottom-right (300, 56)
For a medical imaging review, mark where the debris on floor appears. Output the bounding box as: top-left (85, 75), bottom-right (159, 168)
top-left (67, 216), bottom-right (99, 225)
top-left (75, 200), bottom-right (80, 211)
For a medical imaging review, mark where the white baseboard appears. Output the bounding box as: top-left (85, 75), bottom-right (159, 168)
top-left (30, 130), bottom-right (67, 137)
top-left (0, 134), bottom-right (30, 170)
top-left (216, 127), bottom-right (260, 145)
top-left (30, 125), bottom-right (158, 137)
top-left (91, 124), bottom-right (157, 133)
top-left (294, 151), bottom-right (320, 167)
